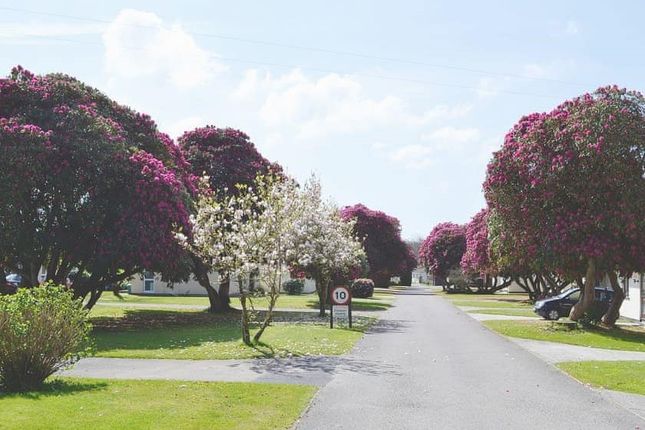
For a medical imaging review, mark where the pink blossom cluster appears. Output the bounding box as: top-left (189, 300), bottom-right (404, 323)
top-left (484, 86), bottom-right (645, 276)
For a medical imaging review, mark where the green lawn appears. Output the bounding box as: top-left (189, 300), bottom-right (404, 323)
top-left (0, 378), bottom-right (315, 430)
top-left (98, 292), bottom-right (393, 312)
top-left (484, 320), bottom-right (645, 352)
top-left (557, 361), bottom-right (645, 396)
top-left (441, 292), bottom-right (530, 302)
top-left (93, 320), bottom-right (369, 359)
top-left (468, 308), bottom-right (537, 317)
top-left (452, 299), bottom-right (532, 309)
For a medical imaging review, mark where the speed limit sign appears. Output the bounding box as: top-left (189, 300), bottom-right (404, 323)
top-left (331, 286), bottom-right (351, 305)
top-left (330, 286), bottom-right (352, 328)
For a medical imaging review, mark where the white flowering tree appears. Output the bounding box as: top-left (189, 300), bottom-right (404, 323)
top-left (285, 176), bottom-right (366, 317)
top-left (189, 174), bottom-right (305, 344)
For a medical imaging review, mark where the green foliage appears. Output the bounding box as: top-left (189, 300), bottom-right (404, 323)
top-left (350, 278), bottom-right (374, 298)
top-left (0, 284), bottom-right (91, 392)
top-left (282, 279), bottom-right (305, 295)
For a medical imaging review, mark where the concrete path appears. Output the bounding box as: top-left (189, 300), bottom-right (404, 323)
top-left (60, 356), bottom-right (345, 386)
top-left (510, 338), bottom-right (645, 364)
top-left (295, 287), bottom-right (644, 429)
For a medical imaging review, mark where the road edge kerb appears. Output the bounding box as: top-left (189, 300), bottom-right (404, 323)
top-left (290, 386), bottom-right (321, 430)
top-left (438, 294), bottom-right (645, 424)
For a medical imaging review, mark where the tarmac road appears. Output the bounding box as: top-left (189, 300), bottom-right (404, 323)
top-left (295, 287), bottom-right (644, 430)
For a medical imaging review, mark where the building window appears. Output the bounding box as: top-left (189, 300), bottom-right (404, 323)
top-left (143, 271), bottom-right (155, 292)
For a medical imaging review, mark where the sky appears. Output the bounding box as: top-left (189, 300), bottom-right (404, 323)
top-left (1, 1), bottom-right (643, 240)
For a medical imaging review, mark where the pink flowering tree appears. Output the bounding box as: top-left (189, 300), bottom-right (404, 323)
top-left (340, 204), bottom-right (416, 287)
top-left (0, 67), bottom-right (193, 308)
top-left (484, 86), bottom-right (645, 324)
top-left (178, 126), bottom-right (282, 311)
top-left (460, 208), bottom-right (512, 293)
top-left (419, 222), bottom-right (466, 290)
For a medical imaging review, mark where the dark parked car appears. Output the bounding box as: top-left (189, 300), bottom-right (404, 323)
top-left (2, 273), bottom-right (22, 295)
top-left (534, 287), bottom-right (613, 320)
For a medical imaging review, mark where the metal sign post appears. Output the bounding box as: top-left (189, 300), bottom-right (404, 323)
top-left (330, 285), bottom-right (352, 328)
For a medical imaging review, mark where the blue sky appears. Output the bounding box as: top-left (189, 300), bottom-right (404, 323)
top-left (1, 1), bottom-right (643, 239)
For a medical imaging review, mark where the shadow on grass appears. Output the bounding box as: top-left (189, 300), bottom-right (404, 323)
top-left (92, 322), bottom-right (242, 353)
top-left (297, 299), bottom-right (392, 312)
top-left (547, 322), bottom-right (645, 348)
top-left (91, 308), bottom-right (241, 332)
top-left (0, 379), bottom-right (108, 400)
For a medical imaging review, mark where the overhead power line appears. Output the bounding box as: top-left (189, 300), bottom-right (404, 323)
top-left (0, 5), bottom-right (589, 88)
top-left (0, 33), bottom-right (562, 99)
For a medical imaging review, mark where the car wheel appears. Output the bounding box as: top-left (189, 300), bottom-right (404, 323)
top-left (547, 309), bottom-right (560, 321)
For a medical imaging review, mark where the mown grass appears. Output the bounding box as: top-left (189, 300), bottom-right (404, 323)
top-left (484, 320), bottom-right (645, 352)
top-left (93, 317), bottom-right (373, 360)
top-left (467, 308), bottom-right (537, 317)
top-left (0, 378), bottom-right (315, 430)
top-left (557, 361), bottom-right (645, 396)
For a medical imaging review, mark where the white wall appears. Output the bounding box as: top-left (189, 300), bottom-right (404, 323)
top-left (129, 270), bottom-right (316, 296)
top-left (619, 273), bottom-right (643, 321)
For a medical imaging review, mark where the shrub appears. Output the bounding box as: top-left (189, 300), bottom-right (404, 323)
top-left (283, 279), bottom-right (305, 295)
top-left (0, 284), bottom-right (91, 392)
top-left (350, 278), bottom-right (374, 298)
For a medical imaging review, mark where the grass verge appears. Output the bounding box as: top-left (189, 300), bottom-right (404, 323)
top-left (484, 320), bottom-right (645, 352)
top-left (467, 308), bottom-right (537, 317)
top-left (557, 361), bottom-right (645, 396)
top-left (93, 317), bottom-right (373, 359)
top-left (98, 292), bottom-right (393, 312)
top-left (0, 378), bottom-right (315, 430)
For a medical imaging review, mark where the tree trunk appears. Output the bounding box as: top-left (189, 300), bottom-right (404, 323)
top-left (569, 258), bottom-right (597, 321)
top-left (84, 289), bottom-right (103, 310)
top-left (601, 271), bottom-right (624, 327)
top-left (238, 276), bottom-right (252, 345)
top-left (219, 275), bottom-right (232, 309)
top-left (253, 282), bottom-right (278, 343)
top-left (316, 275), bottom-right (328, 317)
top-left (191, 256), bottom-right (225, 312)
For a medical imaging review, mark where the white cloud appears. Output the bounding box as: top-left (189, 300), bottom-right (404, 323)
top-left (102, 9), bottom-right (225, 89)
top-left (389, 144), bottom-right (435, 168)
top-left (165, 116), bottom-right (205, 139)
top-left (232, 68), bottom-right (472, 139)
top-left (383, 126), bottom-right (481, 169)
top-left (565, 20), bottom-right (580, 35)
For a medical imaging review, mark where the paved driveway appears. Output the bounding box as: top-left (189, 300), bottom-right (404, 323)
top-left (296, 287), bottom-right (644, 429)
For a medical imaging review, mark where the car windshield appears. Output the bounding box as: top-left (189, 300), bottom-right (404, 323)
top-left (557, 286), bottom-right (577, 298)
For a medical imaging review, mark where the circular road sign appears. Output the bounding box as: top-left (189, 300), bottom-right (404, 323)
top-left (331, 286), bottom-right (351, 305)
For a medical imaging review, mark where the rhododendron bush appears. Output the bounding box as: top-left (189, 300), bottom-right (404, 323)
top-left (484, 86), bottom-right (645, 324)
top-left (459, 208), bottom-right (511, 293)
top-left (340, 204), bottom-right (416, 287)
top-left (419, 222), bottom-right (466, 289)
top-left (179, 126), bottom-right (281, 196)
top-left (0, 67), bottom-right (193, 306)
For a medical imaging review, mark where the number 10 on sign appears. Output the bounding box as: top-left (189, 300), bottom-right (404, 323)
top-left (330, 286), bottom-right (352, 328)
